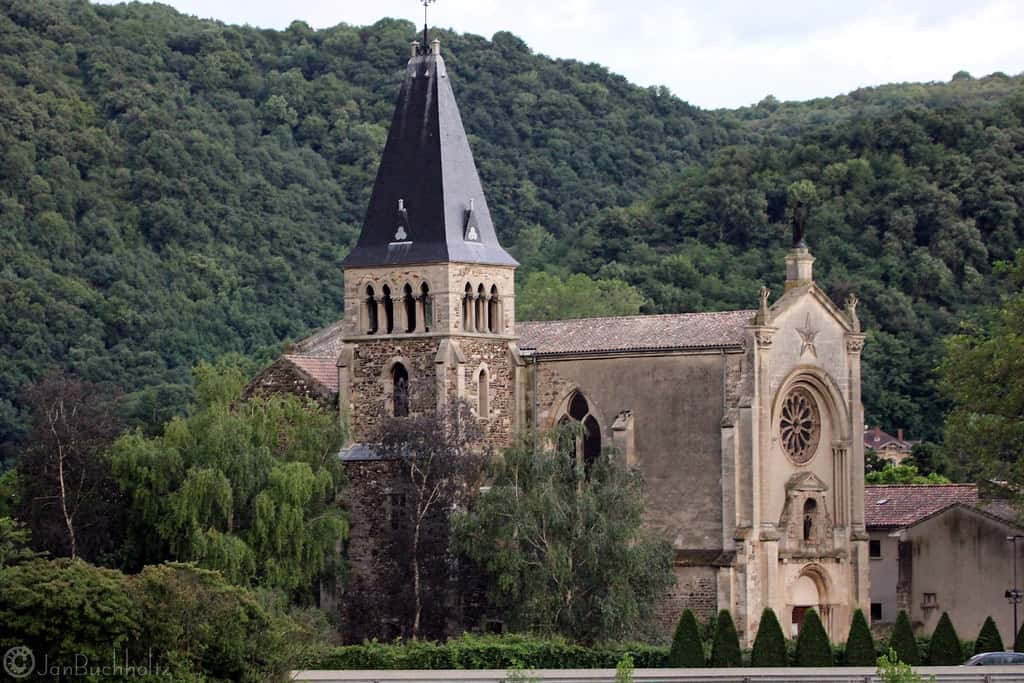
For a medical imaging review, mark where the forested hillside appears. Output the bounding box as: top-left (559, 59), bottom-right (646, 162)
top-left (2, 0), bottom-right (1023, 454)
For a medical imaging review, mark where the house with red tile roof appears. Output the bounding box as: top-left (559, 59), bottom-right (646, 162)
top-left (864, 426), bottom-right (918, 464)
top-left (866, 483), bottom-right (1024, 643)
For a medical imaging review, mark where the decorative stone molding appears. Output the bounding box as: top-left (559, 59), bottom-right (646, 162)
top-left (845, 335), bottom-right (865, 354)
top-left (753, 327), bottom-right (776, 349)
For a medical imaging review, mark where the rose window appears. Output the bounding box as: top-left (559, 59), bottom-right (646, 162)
top-left (780, 388), bottom-right (820, 464)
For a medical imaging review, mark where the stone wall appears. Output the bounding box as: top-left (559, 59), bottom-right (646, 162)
top-left (244, 357), bottom-right (335, 409)
top-left (459, 337), bottom-right (516, 449)
top-left (655, 565), bottom-right (719, 628)
top-left (348, 338), bottom-right (439, 441)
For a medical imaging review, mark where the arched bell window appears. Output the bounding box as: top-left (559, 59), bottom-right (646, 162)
top-left (420, 282), bottom-right (432, 332)
top-left (560, 391), bottom-right (602, 475)
top-left (365, 284), bottom-right (378, 334)
top-left (403, 283), bottom-right (416, 333)
top-left (382, 285), bottom-right (395, 334)
top-left (488, 285), bottom-right (499, 334)
top-left (476, 284), bottom-right (486, 332)
top-left (392, 363), bottom-right (409, 417)
top-left (462, 283), bottom-right (474, 332)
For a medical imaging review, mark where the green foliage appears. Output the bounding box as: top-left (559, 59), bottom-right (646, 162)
top-left (0, 516), bottom-right (37, 567)
top-left (865, 462), bottom-right (952, 485)
top-left (751, 607), bottom-right (787, 667)
top-left (940, 251), bottom-right (1024, 490)
top-left (516, 271), bottom-right (647, 321)
top-left (615, 653), bottom-right (634, 683)
top-left (928, 612), bottom-right (962, 665)
top-left (668, 608), bottom-right (705, 667)
top-left (876, 648), bottom-right (933, 683)
top-left (974, 615), bottom-right (1005, 654)
top-left (451, 427), bottom-right (674, 643)
top-left (889, 611), bottom-right (921, 665)
top-left (794, 608), bottom-right (832, 667)
top-left (844, 608), bottom-right (876, 666)
top-left (317, 633), bottom-right (668, 669)
top-left (710, 609), bottom-right (741, 667)
top-left (109, 362), bottom-right (347, 598)
top-left (0, 558), bottom-right (142, 673)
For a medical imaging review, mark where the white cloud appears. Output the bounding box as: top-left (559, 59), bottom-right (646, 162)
top-left (95, 0), bottom-right (1024, 108)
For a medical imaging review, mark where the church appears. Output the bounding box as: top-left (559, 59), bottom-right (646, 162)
top-left (248, 37), bottom-right (870, 646)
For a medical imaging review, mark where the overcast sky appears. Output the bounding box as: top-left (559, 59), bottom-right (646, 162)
top-left (100, 0), bottom-right (1024, 109)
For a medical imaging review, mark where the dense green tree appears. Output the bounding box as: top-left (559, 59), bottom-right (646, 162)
top-left (794, 608), bottom-right (832, 667)
top-left (974, 616), bottom-right (1005, 654)
top-left (109, 362), bottom-right (347, 598)
top-left (928, 612), bottom-right (962, 665)
top-left (710, 609), bottom-right (741, 667)
top-left (516, 271), bottom-right (647, 321)
top-left (865, 463), bottom-right (951, 485)
top-left (668, 608), bottom-right (705, 667)
top-left (889, 611), bottom-right (921, 665)
top-left (939, 251), bottom-right (1024, 491)
top-left (0, 516), bottom-right (37, 567)
top-left (844, 609), bottom-right (876, 666)
top-left (452, 425), bottom-right (674, 643)
top-left (751, 607), bottom-right (787, 667)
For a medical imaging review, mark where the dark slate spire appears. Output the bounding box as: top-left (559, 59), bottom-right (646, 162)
top-left (342, 40), bottom-right (517, 268)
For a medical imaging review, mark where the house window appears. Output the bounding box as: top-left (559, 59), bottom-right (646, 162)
top-left (392, 363), bottom-right (409, 417)
top-left (386, 492), bottom-right (406, 531)
top-left (870, 539), bottom-right (882, 559)
top-left (922, 592), bottom-right (938, 609)
top-left (871, 603), bottom-right (882, 621)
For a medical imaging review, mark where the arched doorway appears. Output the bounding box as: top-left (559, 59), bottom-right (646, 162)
top-left (789, 572), bottom-right (822, 638)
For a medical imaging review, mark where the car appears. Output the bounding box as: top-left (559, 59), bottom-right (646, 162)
top-left (964, 651), bottom-right (1024, 665)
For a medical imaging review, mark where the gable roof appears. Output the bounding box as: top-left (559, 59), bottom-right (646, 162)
top-left (517, 310), bottom-right (755, 356)
top-left (283, 354), bottom-right (339, 393)
top-left (342, 45), bottom-right (516, 268)
top-left (865, 483), bottom-right (978, 529)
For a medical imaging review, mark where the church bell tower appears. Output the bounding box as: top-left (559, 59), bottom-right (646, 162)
top-left (338, 38), bottom-right (521, 448)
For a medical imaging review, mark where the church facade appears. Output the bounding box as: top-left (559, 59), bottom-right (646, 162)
top-left (248, 38), bottom-right (870, 645)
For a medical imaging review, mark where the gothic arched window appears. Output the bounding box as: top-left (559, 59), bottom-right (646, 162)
top-left (365, 285), bottom-right (378, 334)
top-left (478, 368), bottom-right (489, 418)
top-left (382, 285), bottom-right (395, 334)
top-left (561, 391), bottom-right (602, 474)
top-left (392, 363), bottom-right (409, 417)
top-left (403, 283), bottom-right (416, 333)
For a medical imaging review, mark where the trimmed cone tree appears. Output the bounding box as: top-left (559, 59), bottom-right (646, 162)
top-left (929, 612), bottom-right (962, 665)
top-left (975, 616), bottom-right (1005, 654)
top-left (888, 610), bottom-right (920, 665)
top-left (668, 608), bottom-right (705, 667)
top-left (710, 609), bottom-right (741, 667)
top-left (844, 608), bottom-right (876, 666)
top-left (1016, 621), bottom-right (1024, 653)
top-left (751, 608), bottom-right (787, 667)
top-left (794, 608), bottom-right (833, 666)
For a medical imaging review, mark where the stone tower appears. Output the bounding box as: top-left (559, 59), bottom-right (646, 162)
top-left (338, 39), bottom-right (521, 448)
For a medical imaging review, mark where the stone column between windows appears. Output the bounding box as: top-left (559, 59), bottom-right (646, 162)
top-left (415, 295), bottom-right (426, 333)
top-left (375, 297), bottom-right (387, 333)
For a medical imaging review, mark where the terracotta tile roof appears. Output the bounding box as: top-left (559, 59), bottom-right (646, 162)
top-left (517, 310), bottom-right (755, 356)
top-left (284, 354), bottom-right (339, 392)
top-left (865, 484), bottom-right (978, 528)
top-left (292, 321), bottom-right (345, 356)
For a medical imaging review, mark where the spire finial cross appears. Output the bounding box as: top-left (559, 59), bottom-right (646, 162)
top-left (422, 0), bottom-right (436, 51)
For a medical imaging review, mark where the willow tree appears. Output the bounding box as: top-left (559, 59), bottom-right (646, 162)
top-left (110, 362), bottom-right (347, 599)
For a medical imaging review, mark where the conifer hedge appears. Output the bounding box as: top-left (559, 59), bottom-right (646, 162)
top-left (794, 608), bottom-right (832, 666)
top-left (888, 610), bottom-right (920, 665)
top-left (667, 608), bottom-right (705, 667)
top-left (750, 608), bottom-right (787, 667)
top-left (928, 612), bottom-right (962, 665)
top-left (974, 616), bottom-right (1005, 654)
top-left (844, 608), bottom-right (875, 666)
top-left (1015, 622), bottom-right (1024, 653)
top-left (709, 609), bottom-right (742, 667)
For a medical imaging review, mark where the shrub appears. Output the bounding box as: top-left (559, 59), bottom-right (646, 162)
top-left (667, 608), bottom-right (705, 667)
top-left (710, 609), bottom-right (741, 667)
top-left (928, 612), bottom-right (962, 665)
top-left (974, 616), bottom-right (1005, 654)
top-left (877, 648), bottom-right (927, 683)
top-left (794, 608), bottom-right (832, 666)
top-left (888, 611), bottom-right (920, 665)
top-left (844, 608), bottom-right (876, 666)
top-left (750, 608), bottom-right (787, 667)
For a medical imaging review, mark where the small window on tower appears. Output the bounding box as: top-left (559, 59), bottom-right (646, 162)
top-left (870, 539), bottom-right (882, 559)
top-left (392, 363), bottom-right (409, 417)
top-left (871, 602), bottom-right (882, 621)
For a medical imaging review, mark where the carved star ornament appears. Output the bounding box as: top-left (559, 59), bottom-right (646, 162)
top-left (796, 313), bottom-right (819, 358)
